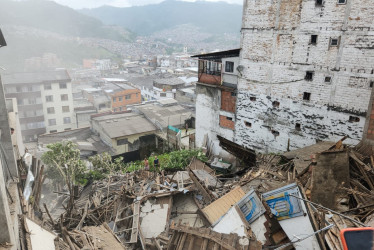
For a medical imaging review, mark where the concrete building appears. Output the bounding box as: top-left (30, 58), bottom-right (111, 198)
top-left (91, 112), bottom-right (157, 155)
top-left (233, 0), bottom-right (374, 153)
top-left (141, 78), bottom-right (186, 101)
top-left (2, 70), bottom-right (75, 141)
top-left (102, 78), bottom-right (142, 112)
top-left (192, 49), bottom-right (240, 158)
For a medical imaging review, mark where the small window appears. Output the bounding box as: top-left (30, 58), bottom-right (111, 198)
top-left (250, 96), bottom-right (256, 101)
top-left (349, 116), bottom-right (360, 123)
top-left (305, 71), bottom-right (314, 81)
top-left (44, 84), bottom-right (52, 90)
top-left (48, 119), bottom-right (56, 126)
top-left (295, 123), bottom-right (301, 131)
top-left (370, 81), bottom-right (373, 88)
top-left (47, 107), bottom-right (55, 114)
top-left (62, 106), bottom-right (70, 113)
top-left (325, 76), bottom-right (332, 83)
top-left (61, 94), bottom-right (68, 101)
top-left (160, 93), bottom-right (167, 97)
top-left (245, 121), bottom-right (252, 128)
top-left (226, 117), bottom-right (233, 121)
top-left (46, 95), bottom-right (53, 102)
top-left (330, 38), bottom-right (339, 46)
top-left (117, 138), bottom-right (128, 146)
top-left (316, 0), bottom-right (323, 5)
top-left (231, 92), bottom-right (237, 97)
top-left (63, 117), bottom-right (71, 124)
top-left (303, 92), bottom-right (311, 101)
top-left (311, 35), bottom-right (318, 45)
top-left (271, 130), bottom-right (280, 136)
top-left (136, 93), bottom-right (139, 97)
top-left (59, 83), bottom-right (67, 89)
top-left (50, 130), bottom-right (57, 133)
top-left (113, 97), bottom-right (116, 102)
top-left (118, 97), bottom-right (123, 102)
top-left (225, 61), bottom-right (234, 73)
top-left (125, 94), bottom-right (131, 100)
top-left (272, 101), bottom-right (280, 108)
top-left (337, 0), bottom-right (346, 4)
top-left (64, 128), bottom-right (72, 131)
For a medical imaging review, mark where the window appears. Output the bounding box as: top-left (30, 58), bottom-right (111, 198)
top-left (231, 92), bottom-right (237, 97)
top-left (47, 107), bottom-right (55, 114)
top-left (225, 61), bottom-right (234, 73)
top-left (125, 94), bottom-right (131, 100)
top-left (330, 38), bottom-right (339, 46)
top-left (272, 101), bottom-right (280, 107)
top-left (325, 76), bottom-right (332, 83)
top-left (28, 86), bottom-right (33, 92)
top-left (16, 86), bottom-right (22, 92)
top-left (226, 117), bottom-right (233, 121)
top-left (64, 128), bottom-right (72, 131)
top-left (305, 71), bottom-right (314, 81)
top-left (370, 81), bottom-right (374, 88)
top-left (136, 93), bottom-right (139, 97)
top-left (118, 97), bottom-right (123, 102)
top-left (61, 94), bottom-right (68, 101)
top-left (44, 84), bottom-right (52, 90)
top-left (46, 95), bottom-right (53, 102)
top-left (349, 116), bottom-right (360, 123)
top-left (160, 93), bottom-right (167, 97)
top-left (295, 123), bottom-right (301, 131)
top-left (245, 121), bottom-right (252, 128)
top-left (48, 119), bottom-right (56, 126)
top-left (311, 35), bottom-right (318, 45)
top-left (50, 130), bottom-right (57, 133)
top-left (113, 97), bottom-right (116, 103)
top-left (117, 138), bottom-right (128, 146)
top-left (63, 117), bottom-right (71, 124)
top-left (59, 83), bottom-right (67, 89)
top-left (17, 99), bottom-right (24, 106)
top-left (303, 92), bottom-right (311, 101)
top-left (316, 0), bottom-right (323, 5)
top-left (250, 96), bottom-right (256, 101)
top-left (337, 0), bottom-right (346, 4)
top-left (62, 106), bottom-right (70, 113)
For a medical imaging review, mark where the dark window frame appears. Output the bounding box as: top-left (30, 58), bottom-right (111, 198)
top-left (225, 61), bottom-right (234, 73)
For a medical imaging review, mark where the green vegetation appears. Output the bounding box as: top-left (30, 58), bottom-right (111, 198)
top-left (42, 142), bottom-right (207, 186)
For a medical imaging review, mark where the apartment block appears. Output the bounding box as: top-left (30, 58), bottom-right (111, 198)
top-left (2, 70), bottom-right (75, 141)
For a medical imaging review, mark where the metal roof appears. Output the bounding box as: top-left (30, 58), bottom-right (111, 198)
top-left (191, 49), bottom-right (240, 60)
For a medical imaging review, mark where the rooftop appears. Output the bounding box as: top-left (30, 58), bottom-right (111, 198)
top-left (2, 70), bottom-right (71, 85)
top-left (191, 48), bottom-right (240, 60)
top-left (153, 78), bottom-right (186, 86)
top-left (95, 113), bottom-right (157, 138)
top-left (102, 78), bottom-right (128, 83)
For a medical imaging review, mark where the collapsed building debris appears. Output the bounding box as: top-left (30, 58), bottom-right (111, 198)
top-left (16, 136), bottom-right (374, 249)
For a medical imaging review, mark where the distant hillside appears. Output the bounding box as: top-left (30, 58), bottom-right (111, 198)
top-left (0, 0), bottom-right (134, 71)
top-left (0, 0), bottom-right (134, 41)
top-left (80, 0), bottom-right (243, 36)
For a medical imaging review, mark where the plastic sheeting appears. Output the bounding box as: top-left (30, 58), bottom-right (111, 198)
top-left (23, 153), bottom-right (34, 201)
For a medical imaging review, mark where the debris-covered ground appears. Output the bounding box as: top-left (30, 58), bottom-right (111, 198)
top-left (18, 137), bottom-right (374, 249)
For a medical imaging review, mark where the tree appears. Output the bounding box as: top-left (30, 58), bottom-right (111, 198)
top-left (88, 152), bottom-right (124, 175)
top-left (42, 141), bottom-right (86, 215)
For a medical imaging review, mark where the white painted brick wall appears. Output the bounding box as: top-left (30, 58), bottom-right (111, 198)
top-left (235, 0), bottom-right (374, 152)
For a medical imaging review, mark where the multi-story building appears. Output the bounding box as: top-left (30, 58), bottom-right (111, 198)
top-left (192, 49), bottom-right (240, 158)
top-left (141, 78), bottom-right (186, 101)
top-left (233, 0), bottom-right (374, 152)
top-left (2, 70), bottom-right (75, 141)
top-left (102, 78), bottom-right (142, 112)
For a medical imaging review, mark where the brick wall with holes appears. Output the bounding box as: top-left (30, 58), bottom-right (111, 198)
top-left (234, 0), bottom-right (374, 152)
top-left (219, 115), bottom-right (235, 130)
top-left (221, 90), bottom-right (236, 113)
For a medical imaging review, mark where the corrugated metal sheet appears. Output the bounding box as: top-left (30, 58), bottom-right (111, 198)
top-left (202, 187), bottom-right (246, 224)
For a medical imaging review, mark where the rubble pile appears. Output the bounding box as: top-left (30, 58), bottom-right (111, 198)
top-left (21, 137), bottom-right (374, 249)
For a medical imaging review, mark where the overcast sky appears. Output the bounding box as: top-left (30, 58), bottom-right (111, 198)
top-left (53, 0), bottom-right (243, 9)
